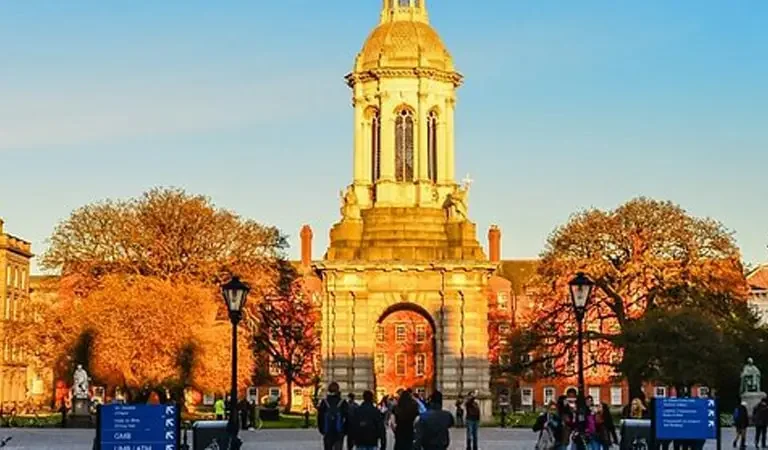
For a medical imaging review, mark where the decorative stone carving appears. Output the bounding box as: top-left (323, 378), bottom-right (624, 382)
top-left (444, 185), bottom-right (469, 222)
top-left (340, 186), bottom-right (361, 221)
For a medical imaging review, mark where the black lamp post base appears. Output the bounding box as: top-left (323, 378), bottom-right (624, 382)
top-left (228, 436), bottom-right (242, 450)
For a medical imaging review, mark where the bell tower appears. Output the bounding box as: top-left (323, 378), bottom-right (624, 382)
top-left (327, 1), bottom-right (484, 262)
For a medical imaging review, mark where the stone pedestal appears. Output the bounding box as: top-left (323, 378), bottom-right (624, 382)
top-left (68, 398), bottom-right (93, 428)
top-left (742, 391), bottom-right (766, 419)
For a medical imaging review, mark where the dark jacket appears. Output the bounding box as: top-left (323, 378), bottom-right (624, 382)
top-left (465, 398), bottom-right (480, 421)
top-left (754, 403), bottom-right (768, 427)
top-left (533, 412), bottom-right (563, 438)
top-left (317, 394), bottom-right (348, 438)
top-left (350, 401), bottom-right (387, 448)
top-left (735, 404), bottom-right (749, 429)
top-left (415, 407), bottom-right (455, 450)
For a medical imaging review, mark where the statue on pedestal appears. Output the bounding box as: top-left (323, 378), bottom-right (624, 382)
top-left (73, 364), bottom-right (90, 400)
top-left (444, 185), bottom-right (469, 222)
top-left (339, 186), bottom-right (361, 221)
top-left (742, 358), bottom-right (762, 394)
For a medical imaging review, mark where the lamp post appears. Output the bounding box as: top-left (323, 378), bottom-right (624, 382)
top-left (569, 272), bottom-right (594, 450)
top-left (221, 276), bottom-right (250, 450)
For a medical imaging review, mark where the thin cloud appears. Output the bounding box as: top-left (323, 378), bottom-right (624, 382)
top-left (0, 71), bottom-right (345, 151)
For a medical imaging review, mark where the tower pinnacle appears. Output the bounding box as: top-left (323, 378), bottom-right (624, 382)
top-left (380, 0), bottom-right (429, 24)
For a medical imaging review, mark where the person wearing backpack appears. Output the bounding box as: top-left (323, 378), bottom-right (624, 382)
top-left (533, 401), bottom-right (562, 450)
top-left (734, 401), bottom-right (749, 450)
top-left (464, 391), bottom-right (481, 450)
top-left (318, 382), bottom-right (349, 450)
top-left (349, 390), bottom-right (386, 450)
top-left (415, 391), bottom-right (455, 450)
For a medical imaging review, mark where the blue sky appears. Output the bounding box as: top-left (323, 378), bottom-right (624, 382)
top-left (1, 1), bottom-right (766, 273)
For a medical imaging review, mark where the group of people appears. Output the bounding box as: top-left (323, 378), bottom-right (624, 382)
top-left (317, 382), bottom-right (480, 450)
top-left (532, 388), bottom-right (618, 450)
top-left (213, 396), bottom-right (259, 430)
top-left (733, 398), bottom-right (768, 450)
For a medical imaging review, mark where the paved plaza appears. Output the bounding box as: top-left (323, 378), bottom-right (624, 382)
top-left (0, 427), bottom-right (739, 449)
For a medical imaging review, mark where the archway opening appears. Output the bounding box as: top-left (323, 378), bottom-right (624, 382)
top-left (374, 303), bottom-right (436, 400)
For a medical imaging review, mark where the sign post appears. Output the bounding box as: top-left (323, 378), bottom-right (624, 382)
top-left (97, 403), bottom-right (181, 450)
top-left (654, 397), bottom-right (718, 443)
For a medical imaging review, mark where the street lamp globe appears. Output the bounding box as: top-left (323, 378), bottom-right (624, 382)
top-left (221, 276), bottom-right (250, 315)
top-left (569, 272), bottom-right (594, 318)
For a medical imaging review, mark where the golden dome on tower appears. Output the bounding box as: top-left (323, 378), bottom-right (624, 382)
top-left (355, 1), bottom-right (456, 73)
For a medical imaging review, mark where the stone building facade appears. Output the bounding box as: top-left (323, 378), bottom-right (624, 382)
top-left (0, 218), bottom-right (38, 403)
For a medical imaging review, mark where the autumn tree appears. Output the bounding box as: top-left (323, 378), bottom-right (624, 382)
top-left (29, 188), bottom-right (286, 400)
top-left (249, 262), bottom-right (320, 412)
top-left (515, 197), bottom-right (748, 397)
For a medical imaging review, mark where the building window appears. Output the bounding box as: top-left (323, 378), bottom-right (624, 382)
top-left (3, 295), bottom-right (10, 321)
top-left (376, 325), bottom-right (385, 343)
top-left (268, 388), bottom-right (281, 400)
top-left (416, 353), bottom-right (426, 376)
top-left (521, 387), bottom-right (533, 406)
top-left (20, 270), bottom-right (25, 290)
top-left (396, 354), bottom-right (406, 376)
top-left (610, 387), bottom-right (623, 406)
top-left (543, 387), bottom-right (556, 405)
top-left (14, 268), bottom-right (19, 288)
top-left (415, 325), bottom-right (426, 343)
top-left (655, 386), bottom-right (667, 398)
top-left (395, 324), bottom-right (407, 343)
top-left (427, 110), bottom-right (438, 182)
top-left (395, 108), bottom-right (414, 182)
top-left (371, 109), bottom-right (381, 182)
top-left (589, 387), bottom-right (601, 403)
top-left (375, 354), bottom-right (385, 373)
top-left (5, 267), bottom-right (10, 287)
top-left (497, 292), bottom-right (509, 309)
top-left (697, 386), bottom-right (710, 398)
top-left (269, 359), bottom-right (281, 376)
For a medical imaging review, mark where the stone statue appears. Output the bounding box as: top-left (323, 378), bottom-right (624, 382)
top-left (339, 186), bottom-right (361, 221)
top-left (742, 358), bottom-right (762, 394)
top-left (72, 364), bottom-right (90, 400)
top-left (444, 185), bottom-right (469, 221)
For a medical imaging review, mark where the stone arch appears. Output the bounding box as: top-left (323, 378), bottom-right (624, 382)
top-left (374, 302), bottom-right (438, 397)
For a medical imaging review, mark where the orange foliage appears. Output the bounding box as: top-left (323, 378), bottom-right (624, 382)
top-left (521, 198), bottom-right (748, 388)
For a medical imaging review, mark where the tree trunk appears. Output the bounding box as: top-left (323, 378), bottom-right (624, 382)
top-left (284, 379), bottom-right (293, 414)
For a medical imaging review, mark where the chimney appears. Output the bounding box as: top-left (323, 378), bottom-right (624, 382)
top-left (300, 225), bottom-right (313, 267)
top-left (488, 225), bottom-right (501, 263)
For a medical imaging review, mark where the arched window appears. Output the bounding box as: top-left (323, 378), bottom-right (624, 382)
top-left (398, 0), bottom-right (410, 7)
top-left (395, 109), bottom-right (414, 182)
top-left (371, 109), bottom-right (381, 182)
top-left (427, 110), bottom-right (438, 183)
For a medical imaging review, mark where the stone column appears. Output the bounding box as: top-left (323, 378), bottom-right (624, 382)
top-left (353, 95), bottom-right (366, 184)
top-left (445, 96), bottom-right (456, 182)
top-left (379, 93), bottom-right (395, 182)
top-left (417, 92), bottom-right (429, 182)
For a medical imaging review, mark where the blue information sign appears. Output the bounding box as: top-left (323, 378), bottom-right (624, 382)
top-left (99, 404), bottom-right (178, 450)
top-left (655, 398), bottom-right (717, 440)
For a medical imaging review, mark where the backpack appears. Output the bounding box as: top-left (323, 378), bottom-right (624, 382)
top-left (322, 399), bottom-right (344, 437)
top-left (353, 407), bottom-right (377, 440)
top-left (535, 426), bottom-right (557, 450)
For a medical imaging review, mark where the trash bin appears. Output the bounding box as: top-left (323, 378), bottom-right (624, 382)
top-left (193, 420), bottom-right (230, 450)
top-left (620, 419), bottom-right (652, 450)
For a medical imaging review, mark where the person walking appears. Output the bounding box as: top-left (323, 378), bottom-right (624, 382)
top-left (533, 401), bottom-right (562, 450)
top-left (464, 392), bottom-right (481, 450)
top-left (599, 401), bottom-right (618, 450)
top-left (733, 401), bottom-right (749, 450)
top-left (755, 399), bottom-right (768, 449)
top-left (318, 382), bottom-right (349, 450)
top-left (455, 396), bottom-right (464, 428)
top-left (415, 391), bottom-right (455, 450)
top-left (349, 390), bottom-right (386, 450)
top-left (214, 397), bottom-right (226, 421)
top-left (393, 390), bottom-right (420, 450)
top-left (346, 393), bottom-right (358, 450)
top-left (238, 397), bottom-right (249, 431)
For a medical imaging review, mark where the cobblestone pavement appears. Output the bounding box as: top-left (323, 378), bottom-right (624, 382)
top-left (0, 427), bottom-right (738, 449)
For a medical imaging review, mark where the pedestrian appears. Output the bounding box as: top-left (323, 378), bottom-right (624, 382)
top-left (455, 395), bottom-right (464, 428)
top-left (58, 401), bottom-right (68, 429)
top-left (214, 397), bottom-right (226, 421)
top-left (349, 390), bottom-right (386, 450)
top-left (346, 393), bottom-right (358, 450)
top-left (238, 397), bottom-right (249, 431)
top-left (393, 389), bottom-right (420, 450)
top-left (734, 401), bottom-right (749, 450)
top-left (599, 401), bottom-right (618, 450)
top-left (557, 395), bottom-right (576, 450)
top-left (499, 393), bottom-right (509, 428)
top-left (415, 391), bottom-right (455, 450)
top-left (533, 401), bottom-right (562, 450)
top-left (318, 382), bottom-right (349, 450)
top-left (464, 391), bottom-right (481, 450)
top-left (585, 396), bottom-right (601, 450)
top-left (755, 399), bottom-right (768, 449)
